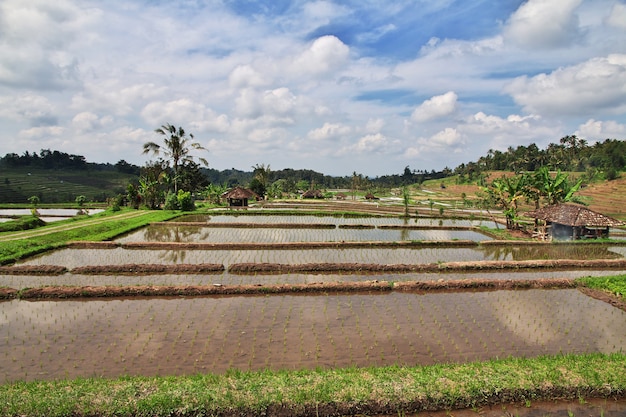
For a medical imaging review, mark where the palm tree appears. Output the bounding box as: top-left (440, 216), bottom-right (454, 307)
top-left (143, 123), bottom-right (208, 193)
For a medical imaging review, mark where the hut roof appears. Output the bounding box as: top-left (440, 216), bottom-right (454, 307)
top-left (222, 186), bottom-right (258, 200)
top-left (302, 189), bottom-right (323, 198)
top-left (524, 204), bottom-right (624, 227)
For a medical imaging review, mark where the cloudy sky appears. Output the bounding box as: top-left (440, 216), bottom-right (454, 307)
top-left (1, 0), bottom-right (625, 177)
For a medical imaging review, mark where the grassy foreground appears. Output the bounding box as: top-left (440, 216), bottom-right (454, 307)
top-left (0, 354), bottom-right (624, 417)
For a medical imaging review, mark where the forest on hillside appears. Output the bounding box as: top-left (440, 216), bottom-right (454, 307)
top-left (453, 137), bottom-right (626, 185)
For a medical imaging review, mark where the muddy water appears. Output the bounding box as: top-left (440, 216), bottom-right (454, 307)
top-left (15, 244), bottom-right (624, 269)
top-left (1, 289), bottom-right (625, 383)
top-left (177, 214), bottom-right (494, 227)
top-left (115, 224), bottom-right (492, 243)
top-left (1, 269), bottom-right (625, 289)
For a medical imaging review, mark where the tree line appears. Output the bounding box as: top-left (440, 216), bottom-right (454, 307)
top-left (1, 129), bottom-right (624, 209)
top-left (455, 136), bottom-right (626, 184)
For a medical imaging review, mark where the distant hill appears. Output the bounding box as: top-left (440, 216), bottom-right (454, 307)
top-left (0, 167), bottom-right (137, 204)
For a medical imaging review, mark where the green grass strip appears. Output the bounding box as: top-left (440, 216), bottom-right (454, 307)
top-left (0, 209), bottom-right (181, 265)
top-left (0, 353), bottom-right (624, 416)
top-left (577, 274), bottom-right (626, 298)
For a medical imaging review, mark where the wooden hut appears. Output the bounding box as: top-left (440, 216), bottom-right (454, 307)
top-left (301, 189), bottom-right (324, 199)
top-left (524, 203), bottom-right (624, 240)
top-left (222, 186), bottom-right (258, 207)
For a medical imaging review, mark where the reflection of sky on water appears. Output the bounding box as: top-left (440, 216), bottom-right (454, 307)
top-left (493, 290), bottom-right (626, 347)
top-left (16, 247), bottom-right (502, 268)
top-left (0, 209), bottom-right (104, 216)
top-left (1, 269), bottom-right (624, 290)
top-left (176, 214), bottom-right (496, 228)
top-left (16, 243), bottom-right (624, 269)
top-left (115, 225), bottom-right (491, 243)
top-left (1, 290), bottom-right (624, 383)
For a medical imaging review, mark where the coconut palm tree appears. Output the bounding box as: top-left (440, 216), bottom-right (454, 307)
top-left (142, 123), bottom-right (208, 193)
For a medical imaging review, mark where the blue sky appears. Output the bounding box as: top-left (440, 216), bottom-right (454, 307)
top-left (0, 0), bottom-right (625, 177)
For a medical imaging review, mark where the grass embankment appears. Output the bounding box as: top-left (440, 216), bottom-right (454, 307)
top-left (0, 209), bottom-right (181, 265)
top-left (0, 353), bottom-right (624, 417)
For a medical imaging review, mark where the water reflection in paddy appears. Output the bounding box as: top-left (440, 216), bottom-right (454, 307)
top-left (16, 245), bottom-right (624, 269)
top-left (116, 225), bottom-right (492, 243)
top-left (1, 289), bottom-right (624, 383)
top-left (1, 269), bottom-right (624, 289)
top-left (0, 208), bottom-right (104, 216)
top-left (177, 214), bottom-right (495, 227)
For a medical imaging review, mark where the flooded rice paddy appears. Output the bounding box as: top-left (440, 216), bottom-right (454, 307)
top-left (1, 270), bottom-right (623, 289)
top-left (15, 244), bottom-right (625, 269)
top-left (2, 289), bottom-right (625, 383)
top-left (116, 224), bottom-right (491, 243)
top-left (176, 214), bottom-right (495, 227)
top-left (2, 212), bottom-right (626, 385)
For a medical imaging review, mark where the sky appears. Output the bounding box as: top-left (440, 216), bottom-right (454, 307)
top-left (1, 0), bottom-right (625, 177)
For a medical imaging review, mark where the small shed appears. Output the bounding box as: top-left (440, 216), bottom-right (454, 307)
top-left (302, 189), bottom-right (324, 199)
top-left (525, 203), bottom-right (625, 240)
top-left (222, 186), bottom-right (258, 207)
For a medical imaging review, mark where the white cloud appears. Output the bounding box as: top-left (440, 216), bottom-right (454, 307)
top-left (262, 88), bottom-right (297, 116)
top-left (19, 125), bottom-right (65, 139)
top-left (462, 111), bottom-right (560, 151)
top-left (0, 0), bottom-right (624, 176)
top-left (339, 133), bottom-right (389, 155)
top-left (356, 24), bottom-right (397, 43)
top-left (430, 127), bottom-right (462, 146)
top-left (229, 65), bottom-right (268, 89)
top-left (307, 122), bottom-right (352, 141)
top-left (503, 0), bottom-right (584, 49)
top-left (607, 3), bottom-right (626, 29)
top-left (0, 93), bottom-right (56, 125)
top-left (576, 119), bottom-right (626, 140)
top-left (141, 98), bottom-right (230, 134)
top-left (71, 111), bottom-right (112, 133)
top-left (290, 36), bottom-right (350, 77)
top-left (504, 54), bottom-right (626, 116)
top-left (0, 0), bottom-right (96, 90)
top-left (411, 92), bottom-right (458, 123)
top-left (405, 127), bottom-right (464, 158)
top-left (365, 118), bottom-right (385, 133)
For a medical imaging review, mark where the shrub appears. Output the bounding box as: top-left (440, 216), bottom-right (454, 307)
top-left (0, 216), bottom-right (46, 232)
top-left (164, 192), bottom-right (180, 210)
top-left (177, 190), bottom-right (195, 211)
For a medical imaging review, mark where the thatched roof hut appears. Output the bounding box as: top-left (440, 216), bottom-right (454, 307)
top-left (301, 189), bottom-right (324, 199)
top-left (525, 203), bottom-right (624, 240)
top-left (222, 187), bottom-right (258, 207)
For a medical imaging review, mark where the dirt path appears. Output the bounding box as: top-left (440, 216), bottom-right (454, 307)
top-left (0, 210), bottom-right (149, 242)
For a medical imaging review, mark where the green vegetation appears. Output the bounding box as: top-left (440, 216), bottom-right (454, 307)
top-left (481, 167), bottom-right (584, 230)
top-left (0, 209), bottom-right (180, 264)
top-left (0, 353), bottom-right (624, 416)
top-left (0, 215), bottom-right (45, 233)
top-left (578, 275), bottom-right (626, 298)
top-left (0, 167), bottom-right (136, 204)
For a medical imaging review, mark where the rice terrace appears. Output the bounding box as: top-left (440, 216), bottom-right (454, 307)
top-left (1, 191), bottom-right (626, 416)
top-left (2, 141), bottom-right (626, 416)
